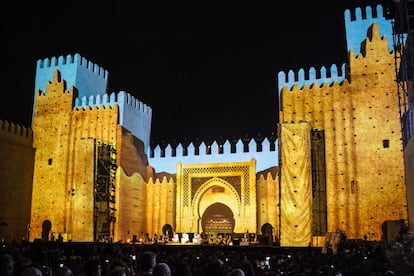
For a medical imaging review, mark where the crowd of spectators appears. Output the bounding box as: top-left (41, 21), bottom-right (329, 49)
top-left (0, 232), bottom-right (413, 276)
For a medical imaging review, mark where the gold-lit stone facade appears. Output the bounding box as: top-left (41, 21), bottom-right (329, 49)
top-left (0, 120), bottom-right (34, 242)
top-left (175, 161), bottom-right (258, 234)
top-left (0, 8), bottom-right (410, 247)
top-left (25, 70), bottom-right (280, 243)
top-left (279, 23), bottom-right (407, 242)
top-left (30, 71), bottom-right (120, 241)
top-left (144, 174), bottom-right (176, 240)
top-left (279, 123), bottom-right (313, 246)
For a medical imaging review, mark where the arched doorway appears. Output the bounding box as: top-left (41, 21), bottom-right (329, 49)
top-left (162, 224), bottom-right (173, 239)
top-left (42, 220), bottom-right (52, 242)
top-left (201, 203), bottom-right (235, 234)
top-left (260, 223), bottom-right (274, 245)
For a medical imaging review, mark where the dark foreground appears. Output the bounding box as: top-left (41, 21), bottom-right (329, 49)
top-left (1, 237), bottom-right (412, 275)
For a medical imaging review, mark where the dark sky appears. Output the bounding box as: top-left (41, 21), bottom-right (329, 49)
top-left (0, 1), bottom-right (390, 145)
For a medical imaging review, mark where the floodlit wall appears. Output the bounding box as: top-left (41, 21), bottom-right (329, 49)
top-left (278, 22), bottom-right (407, 241)
top-left (256, 171), bottom-right (279, 240)
top-left (149, 137), bottom-right (278, 173)
top-left (145, 176), bottom-right (176, 238)
top-left (115, 167), bottom-right (148, 243)
top-left (30, 70), bottom-right (121, 241)
top-left (279, 123), bottom-right (313, 246)
top-left (176, 161), bottom-right (258, 235)
top-left (0, 120), bottom-right (34, 242)
top-left (1, 3), bottom-right (410, 245)
top-left (31, 70), bottom-right (78, 241)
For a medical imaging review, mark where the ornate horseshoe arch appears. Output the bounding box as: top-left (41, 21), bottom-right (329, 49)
top-left (191, 177), bottom-right (241, 234)
top-left (176, 161), bottom-right (257, 234)
top-left (192, 177), bottom-right (241, 216)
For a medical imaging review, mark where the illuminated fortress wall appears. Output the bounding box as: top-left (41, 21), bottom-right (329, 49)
top-left (145, 176), bottom-right (176, 239)
top-left (136, 165), bottom-right (279, 242)
top-left (30, 70), bottom-right (152, 242)
top-left (36, 54), bottom-right (152, 150)
top-left (0, 120), bottom-right (34, 242)
top-left (347, 23), bottom-right (406, 239)
top-left (174, 161), bottom-right (258, 234)
top-left (279, 123), bottom-right (313, 246)
top-left (278, 5), bottom-right (407, 243)
top-left (256, 170), bottom-right (279, 237)
top-left (30, 71), bottom-right (119, 241)
top-left (115, 167), bottom-right (148, 243)
top-left (31, 71), bottom-right (81, 241)
top-left (34, 54), bottom-right (108, 114)
top-left (0, 3), bottom-right (410, 246)
top-left (115, 127), bottom-right (152, 242)
top-left (149, 137), bottom-right (278, 174)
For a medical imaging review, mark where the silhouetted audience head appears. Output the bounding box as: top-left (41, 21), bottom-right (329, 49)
top-left (227, 268), bottom-right (245, 276)
top-left (173, 261), bottom-right (192, 276)
top-left (19, 266), bottom-right (43, 276)
top-left (82, 259), bottom-right (102, 276)
top-left (203, 260), bottom-right (224, 276)
top-left (239, 261), bottom-right (256, 276)
top-left (153, 262), bottom-right (171, 276)
top-left (0, 254), bottom-right (14, 276)
top-left (138, 251), bottom-right (157, 274)
top-left (13, 256), bottom-right (33, 276)
top-left (55, 266), bottom-right (74, 276)
top-left (106, 259), bottom-right (131, 276)
top-left (106, 266), bottom-right (127, 276)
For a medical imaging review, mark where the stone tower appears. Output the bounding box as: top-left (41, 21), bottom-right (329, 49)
top-left (30, 55), bottom-right (152, 242)
top-left (278, 5), bottom-right (407, 246)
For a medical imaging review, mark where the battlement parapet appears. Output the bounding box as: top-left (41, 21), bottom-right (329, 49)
top-left (278, 4), bottom-right (393, 94)
top-left (74, 90), bottom-right (152, 149)
top-left (74, 90), bottom-right (151, 113)
top-left (345, 4), bottom-right (378, 22)
top-left (36, 53), bottom-right (108, 79)
top-left (257, 171), bottom-right (278, 182)
top-left (75, 92), bottom-right (118, 110)
top-left (148, 175), bottom-right (176, 185)
top-left (117, 91), bottom-right (152, 150)
top-left (74, 91), bottom-right (152, 114)
top-left (151, 136), bottom-right (276, 157)
top-left (0, 119), bottom-right (33, 142)
top-left (344, 4), bottom-right (393, 56)
top-left (34, 53), bottom-right (109, 108)
top-left (149, 136), bottom-right (278, 173)
top-left (118, 91), bottom-right (152, 115)
top-left (278, 63), bottom-right (346, 93)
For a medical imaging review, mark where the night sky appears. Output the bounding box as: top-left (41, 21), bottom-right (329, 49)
top-left (0, 0), bottom-right (391, 146)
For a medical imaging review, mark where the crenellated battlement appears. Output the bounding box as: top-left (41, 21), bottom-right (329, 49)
top-left (34, 53), bottom-right (109, 113)
top-left (149, 135), bottom-right (278, 173)
top-left (117, 91), bottom-right (152, 150)
top-left (344, 4), bottom-right (380, 23)
top-left (278, 4), bottom-right (394, 95)
top-left (75, 91), bottom-right (118, 110)
top-left (150, 136), bottom-right (276, 157)
top-left (257, 171), bottom-right (278, 181)
top-left (73, 90), bottom-right (152, 149)
top-left (36, 53), bottom-right (108, 79)
top-left (277, 63), bottom-right (347, 92)
top-left (118, 91), bottom-right (152, 115)
top-left (148, 175), bottom-right (176, 185)
top-left (344, 4), bottom-right (393, 57)
top-left (73, 91), bottom-right (151, 113)
top-left (0, 119), bottom-right (33, 139)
